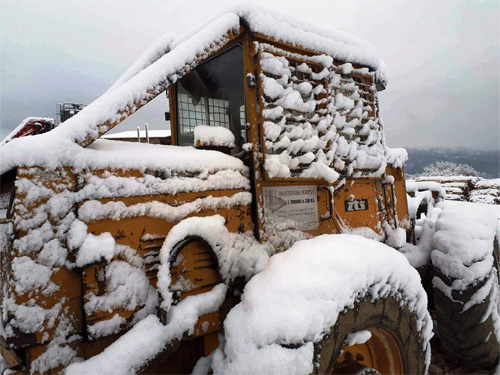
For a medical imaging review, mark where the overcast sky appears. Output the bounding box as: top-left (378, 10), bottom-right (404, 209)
top-left (1, 0), bottom-right (499, 151)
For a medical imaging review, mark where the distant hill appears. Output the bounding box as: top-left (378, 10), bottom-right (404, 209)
top-left (405, 147), bottom-right (500, 178)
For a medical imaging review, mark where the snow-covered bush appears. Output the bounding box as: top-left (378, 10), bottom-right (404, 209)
top-left (419, 161), bottom-right (486, 178)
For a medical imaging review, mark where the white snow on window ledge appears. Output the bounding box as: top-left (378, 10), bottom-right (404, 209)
top-left (194, 125), bottom-right (236, 148)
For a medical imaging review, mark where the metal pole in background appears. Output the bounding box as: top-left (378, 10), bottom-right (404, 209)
top-left (145, 123), bottom-right (150, 144)
top-left (137, 126), bottom-right (141, 143)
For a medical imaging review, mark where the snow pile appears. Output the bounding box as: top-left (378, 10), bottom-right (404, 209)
top-left (29, 338), bottom-right (79, 375)
top-left (157, 215), bottom-right (270, 310)
top-left (383, 223), bottom-right (406, 249)
top-left (194, 125), bottom-right (236, 148)
top-left (87, 314), bottom-right (126, 339)
top-left (212, 234), bottom-right (432, 374)
top-left (65, 284), bottom-right (227, 375)
top-left (259, 46), bottom-right (390, 182)
top-left (400, 180), bottom-right (446, 268)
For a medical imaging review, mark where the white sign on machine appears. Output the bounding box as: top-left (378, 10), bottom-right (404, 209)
top-left (262, 185), bottom-right (319, 231)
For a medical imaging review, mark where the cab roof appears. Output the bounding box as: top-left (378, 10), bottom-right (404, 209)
top-left (0, 4), bottom-right (388, 175)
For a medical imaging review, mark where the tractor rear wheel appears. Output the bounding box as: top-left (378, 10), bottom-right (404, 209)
top-left (314, 294), bottom-right (427, 374)
top-left (432, 240), bottom-right (500, 369)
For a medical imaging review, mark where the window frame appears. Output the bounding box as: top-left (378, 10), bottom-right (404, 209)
top-left (172, 43), bottom-right (247, 147)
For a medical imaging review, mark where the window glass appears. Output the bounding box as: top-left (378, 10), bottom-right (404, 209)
top-left (175, 45), bottom-right (246, 146)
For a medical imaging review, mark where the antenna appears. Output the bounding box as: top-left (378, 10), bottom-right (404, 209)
top-left (145, 123), bottom-right (150, 144)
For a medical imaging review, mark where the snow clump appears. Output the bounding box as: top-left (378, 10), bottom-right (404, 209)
top-left (194, 125), bottom-right (236, 148)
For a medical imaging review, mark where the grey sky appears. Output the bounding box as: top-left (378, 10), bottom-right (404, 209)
top-left (1, 0), bottom-right (499, 151)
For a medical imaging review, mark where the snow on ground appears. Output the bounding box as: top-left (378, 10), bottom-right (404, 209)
top-left (211, 234), bottom-right (432, 375)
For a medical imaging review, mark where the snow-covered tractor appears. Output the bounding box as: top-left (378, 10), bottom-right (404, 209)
top-left (0, 5), bottom-right (497, 374)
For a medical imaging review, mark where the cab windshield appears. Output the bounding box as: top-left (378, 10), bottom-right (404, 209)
top-left (175, 45), bottom-right (246, 147)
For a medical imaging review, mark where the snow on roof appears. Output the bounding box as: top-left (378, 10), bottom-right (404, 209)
top-left (102, 129), bottom-right (171, 139)
top-left (0, 4), bottom-right (388, 174)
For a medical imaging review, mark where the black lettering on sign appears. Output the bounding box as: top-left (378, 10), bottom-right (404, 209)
top-left (344, 199), bottom-right (369, 212)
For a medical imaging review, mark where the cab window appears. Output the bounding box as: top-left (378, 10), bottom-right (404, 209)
top-left (175, 45), bottom-right (246, 147)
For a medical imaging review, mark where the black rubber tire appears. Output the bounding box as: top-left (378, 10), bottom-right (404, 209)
top-left (432, 241), bottom-right (500, 369)
top-left (312, 294), bottom-right (428, 374)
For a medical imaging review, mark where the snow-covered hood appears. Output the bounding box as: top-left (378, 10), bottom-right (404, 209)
top-left (0, 138), bottom-right (247, 176)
